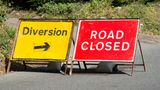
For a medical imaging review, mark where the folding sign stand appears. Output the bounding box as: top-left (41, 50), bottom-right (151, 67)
top-left (116, 38), bottom-right (146, 76)
top-left (69, 38), bottom-right (146, 76)
top-left (7, 19), bottom-right (73, 75)
top-left (131, 39), bottom-right (146, 75)
top-left (6, 60), bottom-right (69, 75)
top-left (67, 38), bottom-right (87, 75)
top-left (116, 23), bottom-right (146, 76)
top-left (69, 19), bottom-right (146, 76)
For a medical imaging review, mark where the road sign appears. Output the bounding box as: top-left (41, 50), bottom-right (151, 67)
top-left (73, 19), bottom-right (139, 62)
top-left (12, 20), bottom-right (73, 60)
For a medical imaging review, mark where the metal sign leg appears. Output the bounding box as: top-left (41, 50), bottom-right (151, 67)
top-left (7, 60), bottom-right (11, 73)
top-left (69, 61), bottom-right (74, 75)
top-left (131, 61), bottom-right (135, 76)
top-left (23, 61), bottom-right (27, 70)
top-left (64, 61), bottom-right (68, 75)
top-left (78, 61), bottom-right (81, 71)
top-left (83, 61), bottom-right (87, 70)
top-left (131, 39), bottom-right (146, 76)
top-left (138, 39), bottom-right (146, 72)
top-left (71, 37), bottom-right (83, 74)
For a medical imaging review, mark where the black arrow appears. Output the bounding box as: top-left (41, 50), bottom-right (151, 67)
top-left (34, 42), bottom-right (50, 51)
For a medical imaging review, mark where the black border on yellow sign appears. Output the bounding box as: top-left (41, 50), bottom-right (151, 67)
top-left (10, 18), bottom-right (74, 61)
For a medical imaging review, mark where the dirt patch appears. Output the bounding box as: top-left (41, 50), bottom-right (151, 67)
top-left (139, 33), bottom-right (160, 44)
top-left (4, 18), bottom-right (19, 27)
top-left (9, 10), bottom-right (40, 18)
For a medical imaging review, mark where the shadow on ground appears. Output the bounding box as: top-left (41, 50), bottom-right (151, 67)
top-left (9, 61), bottom-right (135, 76)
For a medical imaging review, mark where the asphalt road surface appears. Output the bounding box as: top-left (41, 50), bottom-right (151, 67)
top-left (0, 37), bottom-right (160, 90)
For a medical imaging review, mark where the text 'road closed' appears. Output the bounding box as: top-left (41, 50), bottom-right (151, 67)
top-left (81, 30), bottom-right (130, 51)
top-left (74, 19), bottom-right (139, 62)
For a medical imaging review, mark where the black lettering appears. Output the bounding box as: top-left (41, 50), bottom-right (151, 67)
top-left (22, 27), bottom-right (68, 36)
top-left (53, 29), bottom-right (56, 36)
top-left (33, 30), bottom-right (38, 35)
top-left (39, 30), bottom-right (44, 36)
top-left (23, 27), bottom-right (29, 35)
top-left (44, 30), bottom-right (48, 35)
top-left (48, 30), bottom-right (53, 36)
top-left (62, 30), bottom-right (67, 36)
top-left (30, 27), bottom-right (32, 35)
top-left (56, 30), bottom-right (61, 36)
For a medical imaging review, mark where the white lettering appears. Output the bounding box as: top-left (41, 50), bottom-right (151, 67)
top-left (98, 30), bottom-right (107, 39)
top-left (90, 42), bottom-right (95, 50)
top-left (113, 42), bottom-right (120, 51)
top-left (81, 42), bottom-right (89, 50)
top-left (107, 30), bottom-right (114, 39)
top-left (90, 30), bottom-right (97, 39)
top-left (96, 42), bottom-right (104, 51)
top-left (122, 42), bottom-right (130, 51)
top-left (116, 30), bottom-right (124, 39)
top-left (105, 42), bottom-right (112, 51)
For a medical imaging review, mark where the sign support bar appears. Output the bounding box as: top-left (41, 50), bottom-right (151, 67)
top-left (23, 61), bottom-right (27, 70)
top-left (6, 60), bottom-right (11, 73)
top-left (7, 60), bottom-right (69, 75)
top-left (130, 38), bottom-right (146, 76)
top-left (69, 38), bottom-right (146, 76)
top-left (69, 38), bottom-right (86, 75)
top-left (138, 39), bottom-right (146, 72)
top-left (69, 24), bottom-right (146, 76)
top-left (7, 19), bottom-right (74, 75)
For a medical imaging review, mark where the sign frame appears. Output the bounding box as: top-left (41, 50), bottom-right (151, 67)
top-left (10, 18), bottom-right (74, 61)
top-left (73, 18), bottom-right (140, 62)
top-left (68, 18), bottom-right (146, 76)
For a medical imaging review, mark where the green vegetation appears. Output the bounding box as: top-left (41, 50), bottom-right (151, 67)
top-left (0, 24), bottom-right (16, 56)
top-left (0, 0), bottom-right (160, 57)
top-left (36, 0), bottom-right (160, 34)
top-left (111, 3), bottom-right (160, 34)
top-left (0, 1), bottom-right (10, 22)
top-left (37, 2), bottom-right (83, 18)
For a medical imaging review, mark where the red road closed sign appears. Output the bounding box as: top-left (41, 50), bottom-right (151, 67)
top-left (73, 19), bottom-right (139, 62)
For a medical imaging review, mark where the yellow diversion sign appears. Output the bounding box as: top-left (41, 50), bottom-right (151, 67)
top-left (12, 20), bottom-right (73, 60)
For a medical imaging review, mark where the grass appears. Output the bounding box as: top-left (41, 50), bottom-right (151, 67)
top-left (0, 0), bottom-right (10, 22)
top-left (0, 24), bottom-right (16, 57)
top-left (111, 3), bottom-right (160, 35)
top-left (0, 1), bottom-right (160, 58)
top-left (37, 1), bottom-right (160, 35)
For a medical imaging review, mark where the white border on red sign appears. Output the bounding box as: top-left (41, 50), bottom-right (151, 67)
top-left (73, 19), bottom-right (140, 62)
